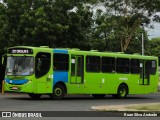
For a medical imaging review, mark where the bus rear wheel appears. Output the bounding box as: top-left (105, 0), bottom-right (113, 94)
top-left (51, 84), bottom-right (65, 100)
top-left (92, 94), bottom-right (106, 99)
top-left (28, 93), bottom-right (42, 99)
top-left (112, 84), bottom-right (128, 99)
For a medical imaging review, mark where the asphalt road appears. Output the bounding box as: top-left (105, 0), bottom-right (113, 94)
top-left (0, 92), bottom-right (160, 111)
top-left (0, 93), bottom-right (160, 120)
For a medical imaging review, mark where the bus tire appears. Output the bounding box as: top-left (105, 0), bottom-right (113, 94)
top-left (28, 93), bottom-right (41, 99)
top-left (51, 84), bottom-right (65, 100)
top-left (92, 94), bottom-right (106, 99)
top-left (114, 84), bottom-right (128, 99)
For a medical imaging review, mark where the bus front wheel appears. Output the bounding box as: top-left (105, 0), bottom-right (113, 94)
top-left (51, 84), bottom-right (65, 100)
top-left (112, 84), bottom-right (128, 99)
top-left (28, 93), bottom-right (42, 99)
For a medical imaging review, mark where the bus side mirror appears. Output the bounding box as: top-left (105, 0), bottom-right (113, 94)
top-left (2, 54), bottom-right (6, 66)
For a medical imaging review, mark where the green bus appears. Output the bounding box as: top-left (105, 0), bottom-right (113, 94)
top-left (4, 46), bottom-right (159, 99)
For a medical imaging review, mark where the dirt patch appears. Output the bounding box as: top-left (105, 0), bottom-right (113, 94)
top-left (91, 103), bottom-right (160, 111)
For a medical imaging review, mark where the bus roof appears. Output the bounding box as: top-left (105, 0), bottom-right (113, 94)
top-left (67, 49), bottom-right (157, 60)
top-left (7, 46), bottom-right (158, 60)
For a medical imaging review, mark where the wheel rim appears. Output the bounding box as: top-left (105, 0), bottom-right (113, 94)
top-left (55, 88), bottom-right (62, 96)
top-left (120, 88), bottom-right (126, 97)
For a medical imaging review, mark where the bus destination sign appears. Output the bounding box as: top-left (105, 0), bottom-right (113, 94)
top-left (8, 48), bottom-right (33, 54)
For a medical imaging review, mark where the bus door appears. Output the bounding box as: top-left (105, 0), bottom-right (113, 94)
top-left (70, 55), bottom-right (84, 84)
top-left (35, 52), bottom-right (52, 93)
top-left (139, 60), bottom-right (150, 85)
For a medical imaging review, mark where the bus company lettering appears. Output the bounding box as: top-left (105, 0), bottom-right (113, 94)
top-left (119, 77), bottom-right (128, 81)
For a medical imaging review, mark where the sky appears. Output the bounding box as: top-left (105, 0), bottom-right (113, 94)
top-left (147, 22), bottom-right (160, 39)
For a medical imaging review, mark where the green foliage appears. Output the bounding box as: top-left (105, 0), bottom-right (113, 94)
top-left (0, 0), bottom-right (94, 52)
top-left (93, 0), bottom-right (160, 52)
top-left (146, 37), bottom-right (160, 56)
top-left (0, 0), bottom-right (160, 55)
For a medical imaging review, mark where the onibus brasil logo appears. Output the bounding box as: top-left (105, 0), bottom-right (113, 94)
top-left (1, 112), bottom-right (42, 117)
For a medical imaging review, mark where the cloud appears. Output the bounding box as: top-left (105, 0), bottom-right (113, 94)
top-left (148, 22), bottom-right (160, 39)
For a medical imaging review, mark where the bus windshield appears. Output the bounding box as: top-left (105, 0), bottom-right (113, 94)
top-left (6, 56), bottom-right (34, 76)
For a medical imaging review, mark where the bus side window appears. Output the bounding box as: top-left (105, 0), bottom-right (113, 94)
top-left (53, 53), bottom-right (69, 71)
top-left (131, 59), bottom-right (140, 74)
top-left (86, 56), bottom-right (100, 72)
top-left (150, 60), bottom-right (156, 75)
top-left (102, 57), bottom-right (115, 73)
top-left (35, 52), bottom-right (51, 78)
top-left (36, 58), bottom-right (42, 72)
top-left (116, 58), bottom-right (129, 74)
top-left (71, 58), bottom-right (75, 76)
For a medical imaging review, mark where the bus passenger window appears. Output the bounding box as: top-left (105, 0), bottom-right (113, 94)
top-left (116, 58), bottom-right (129, 74)
top-left (102, 57), bottom-right (115, 73)
top-left (131, 59), bottom-right (140, 74)
top-left (53, 54), bottom-right (69, 71)
top-left (35, 52), bottom-right (51, 78)
top-left (86, 56), bottom-right (100, 72)
top-left (150, 60), bottom-right (156, 75)
top-left (71, 58), bottom-right (75, 76)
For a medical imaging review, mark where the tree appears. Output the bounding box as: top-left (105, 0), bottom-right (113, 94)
top-left (0, 0), bottom-right (94, 50)
top-left (90, 9), bottom-right (117, 52)
top-left (1, 0), bottom-right (160, 54)
top-left (94, 0), bottom-right (160, 52)
top-left (0, 2), bottom-right (7, 53)
top-left (146, 37), bottom-right (160, 56)
top-left (126, 28), bottom-right (149, 54)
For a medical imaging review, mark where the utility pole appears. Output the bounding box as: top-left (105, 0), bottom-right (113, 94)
top-left (142, 32), bottom-right (144, 55)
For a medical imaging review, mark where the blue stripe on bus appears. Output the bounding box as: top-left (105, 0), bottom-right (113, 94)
top-left (53, 49), bottom-right (68, 54)
top-left (53, 71), bottom-right (68, 85)
top-left (5, 78), bottom-right (28, 85)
